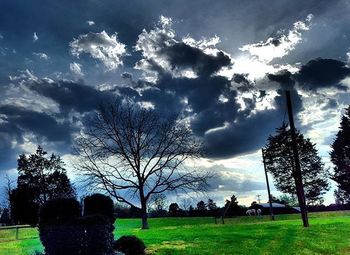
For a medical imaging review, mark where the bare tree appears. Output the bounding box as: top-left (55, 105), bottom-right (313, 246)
top-left (75, 102), bottom-right (209, 229)
top-left (149, 193), bottom-right (167, 211)
top-left (180, 198), bottom-right (193, 211)
top-left (2, 174), bottom-right (14, 209)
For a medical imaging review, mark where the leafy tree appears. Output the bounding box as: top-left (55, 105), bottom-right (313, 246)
top-left (264, 123), bottom-right (329, 205)
top-left (277, 194), bottom-right (298, 206)
top-left (0, 208), bottom-right (11, 225)
top-left (331, 106), bottom-right (350, 202)
top-left (196, 200), bottom-right (206, 211)
top-left (10, 187), bottom-right (39, 224)
top-left (168, 203), bottom-right (180, 216)
top-left (223, 195), bottom-right (240, 216)
top-left (10, 146), bottom-right (75, 224)
top-left (75, 102), bottom-right (210, 229)
top-left (334, 188), bottom-right (350, 205)
top-left (207, 199), bottom-right (217, 211)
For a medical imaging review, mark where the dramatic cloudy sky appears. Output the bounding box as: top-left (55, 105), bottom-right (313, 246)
top-left (1, 0), bottom-right (350, 206)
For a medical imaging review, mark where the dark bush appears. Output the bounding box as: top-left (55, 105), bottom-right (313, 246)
top-left (82, 194), bottom-right (115, 255)
top-left (113, 235), bottom-right (146, 255)
top-left (84, 194), bottom-right (115, 222)
top-left (39, 198), bottom-right (82, 255)
top-left (39, 198), bottom-right (81, 225)
top-left (10, 187), bottom-right (39, 225)
top-left (80, 215), bottom-right (115, 255)
top-left (38, 195), bottom-right (117, 255)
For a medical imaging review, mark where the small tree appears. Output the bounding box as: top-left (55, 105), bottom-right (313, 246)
top-left (223, 195), bottom-right (241, 217)
top-left (196, 201), bottom-right (206, 211)
top-left (75, 102), bottom-right (209, 229)
top-left (149, 194), bottom-right (167, 211)
top-left (277, 194), bottom-right (298, 207)
top-left (207, 199), bottom-right (217, 211)
top-left (331, 105), bottom-right (350, 201)
top-left (10, 146), bottom-right (75, 224)
top-left (264, 123), bottom-right (329, 205)
top-left (17, 146), bottom-right (75, 204)
top-left (168, 203), bottom-right (180, 217)
top-left (334, 188), bottom-right (350, 205)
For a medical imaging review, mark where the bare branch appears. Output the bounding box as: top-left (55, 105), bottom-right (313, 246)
top-left (74, 102), bottom-right (209, 228)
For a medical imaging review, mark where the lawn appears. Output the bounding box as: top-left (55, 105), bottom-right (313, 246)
top-left (0, 211), bottom-right (350, 255)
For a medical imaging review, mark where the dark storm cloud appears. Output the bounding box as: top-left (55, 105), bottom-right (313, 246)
top-left (28, 80), bottom-right (115, 113)
top-left (161, 43), bottom-right (231, 76)
top-left (295, 58), bottom-right (350, 90)
top-left (205, 167), bottom-right (266, 192)
top-left (0, 105), bottom-right (74, 143)
top-left (267, 70), bottom-right (295, 88)
top-left (0, 122), bottom-right (23, 170)
top-left (144, 74), bottom-right (234, 112)
top-left (137, 72), bottom-right (242, 139)
top-left (233, 74), bottom-right (250, 86)
top-left (191, 95), bottom-right (238, 136)
top-left (0, 104), bottom-right (78, 169)
top-left (134, 72), bottom-right (301, 159)
top-left (0, 78), bottom-right (119, 170)
top-left (268, 58), bottom-right (350, 91)
top-left (202, 89), bottom-right (303, 159)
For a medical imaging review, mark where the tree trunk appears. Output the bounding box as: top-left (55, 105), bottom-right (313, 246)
top-left (141, 209), bottom-right (149, 230)
top-left (140, 192), bottom-right (149, 229)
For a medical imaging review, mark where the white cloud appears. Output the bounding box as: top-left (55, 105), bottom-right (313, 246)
top-left (70, 31), bottom-right (127, 71)
top-left (217, 15), bottom-right (311, 81)
top-left (182, 35), bottom-right (222, 56)
top-left (33, 52), bottom-right (49, 60)
top-left (86, 20), bottom-right (95, 26)
top-left (3, 70), bottom-right (60, 114)
top-left (70, 62), bottom-right (84, 76)
top-left (33, 32), bottom-right (39, 42)
top-left (135, 16), bottom-right (229, 82)
top-left (240, 14), bottom-right (313, 63)
top-left (138, 101), bottom-right (155, 110)
top-left (347, 52), bottom-right (350, 63)
top-left (134, 16), bottom-right (176, 82)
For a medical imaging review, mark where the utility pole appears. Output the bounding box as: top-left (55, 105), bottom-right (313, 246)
top-left (285, 91), bottom-right (309, 227)
top-left (262, 149), bottom-right (275, 221)
top-left (256, 195), bottom-right (261, 204)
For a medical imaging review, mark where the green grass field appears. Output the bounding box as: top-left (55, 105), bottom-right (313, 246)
top-left (0, 211), bottom-right (349, 255)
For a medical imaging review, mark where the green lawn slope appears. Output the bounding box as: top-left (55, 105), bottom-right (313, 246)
top-left (0, 211), bottom-right (349, 255)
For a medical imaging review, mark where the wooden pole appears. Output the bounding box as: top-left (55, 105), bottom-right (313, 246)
top-left (285, 90), bottom-right (309, 227)
top-left (262, 149), bottom-right (275, 221)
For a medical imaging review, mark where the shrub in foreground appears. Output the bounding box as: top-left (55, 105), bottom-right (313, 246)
top-left (39, 198), bottom-right (82, 255)
top-left (82, 194), bottom-right (115, 255)
top-left (114, 235), bottom-right (146, 255)
top-left (84, 193), bottom-right (115, 222)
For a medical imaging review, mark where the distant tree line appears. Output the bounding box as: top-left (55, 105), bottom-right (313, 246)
top-left (114, 195), bottom-right (248, 218)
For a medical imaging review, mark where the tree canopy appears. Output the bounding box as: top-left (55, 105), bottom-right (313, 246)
top-left (331, 105), bottom-right (350, 203)
top-left (10, 146), bottom-right (75, 224)
top-left (264, 123), bottom-right (329, 205)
